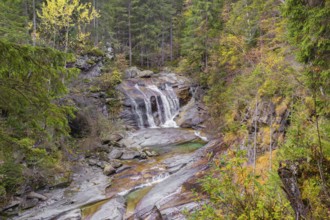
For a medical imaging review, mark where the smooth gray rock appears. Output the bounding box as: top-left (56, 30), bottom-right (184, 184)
top-left (90, 196), bottom-right (126, 220)
top-left (119, 128), bottom-right (197, 150)
top-left (57, 209), bottom-right (82, 220)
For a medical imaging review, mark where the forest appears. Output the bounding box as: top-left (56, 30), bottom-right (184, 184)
top-left (0, 0), bottom-right (329, 219)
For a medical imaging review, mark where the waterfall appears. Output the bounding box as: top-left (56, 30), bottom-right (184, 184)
top-left (130, 83), bottom-right (180, 128)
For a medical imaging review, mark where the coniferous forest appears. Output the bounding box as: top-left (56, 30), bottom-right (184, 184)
top-left (0, 0), bottom-right (329, 219)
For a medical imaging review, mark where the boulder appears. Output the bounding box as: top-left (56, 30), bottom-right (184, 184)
top-left (103, 165), bottom-right (116, 176)
top-left (120, 151), bottom-right (141, 160)
top-left (108, 148), bottom-right (123, 160)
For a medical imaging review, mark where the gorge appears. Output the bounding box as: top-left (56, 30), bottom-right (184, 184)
top-left (10, 67), bottom-right (212, 220)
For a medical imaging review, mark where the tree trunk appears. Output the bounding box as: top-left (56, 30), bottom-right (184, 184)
top-left (253, 97), bottom-right (258, 175)
top-left (269, 114), bottom-right (273, 171)
top-left (128, 0), bottom-right (132, 66)
top-left (170, 18), bottom-right (173, 62)
top-left (64, 28), bottom-right (69, 53)
top-left (93, 0), bottom-right (98, 46)
top-left (278, 161), bottom-right (310, 219)
top-left (32, 0), bottom-right (37, 46)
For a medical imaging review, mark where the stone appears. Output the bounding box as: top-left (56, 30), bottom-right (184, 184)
top-left (88, 159), bottom-right (98, 167)
top-left (21, 198), bottom-right (39, 210)
top-left (27, 192), bottom-right (48, 201)
top-left (108, 148), bottom-right (123, 160)
top-left (103, 164), bottom-right (116, 176)
top-left (120, 151), bottom-right (141, 160)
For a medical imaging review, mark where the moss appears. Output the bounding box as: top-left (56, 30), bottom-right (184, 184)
top-left (89, 85), bottom-right (101, 93)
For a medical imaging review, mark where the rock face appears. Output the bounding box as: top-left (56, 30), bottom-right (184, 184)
top-left (175, 98), bottom-right (208, 128)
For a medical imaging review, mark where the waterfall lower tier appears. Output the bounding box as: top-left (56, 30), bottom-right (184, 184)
top-left (127, 83), bottom-right (180, 128)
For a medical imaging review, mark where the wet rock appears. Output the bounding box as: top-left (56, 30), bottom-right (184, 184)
top-left (27, 192), bottom-right (47, 201)
top-left (103, 164), bottom-right (116, 176)
top-left (90, 196), bottom-right (126, 220)
top-left (21, 198), bottom-right (39, 210)
top-left (57, 209), bottom-right (82, 220)
top-left (120, 151), bottom-right (141, 160)
top-left (116, 165), bottom-right (131, 174)
top-left (108, 148), bottom-right (123, 160)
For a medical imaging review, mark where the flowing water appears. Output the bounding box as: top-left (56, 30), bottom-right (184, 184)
top-left (128, 83), bottom-right (180, 128)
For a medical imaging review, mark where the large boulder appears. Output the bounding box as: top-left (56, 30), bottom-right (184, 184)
top-left (124, 67), bottom-right (140, 79)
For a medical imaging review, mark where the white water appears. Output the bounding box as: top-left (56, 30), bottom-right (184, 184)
top-left (194, 131), bottom-right (208, 142)
top-left (134, 84), bottom-right (157, 128)
top-left (131, 84), bottom-right (180, 128)
top-left (118, 172), bottom-right (170, 196)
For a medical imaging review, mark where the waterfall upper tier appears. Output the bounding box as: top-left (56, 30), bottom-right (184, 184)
top-left (118, 71), bottom-right (192, 129)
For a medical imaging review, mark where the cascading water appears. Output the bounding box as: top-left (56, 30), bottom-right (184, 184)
top-left (130, 83), bottom-right (180, 128)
